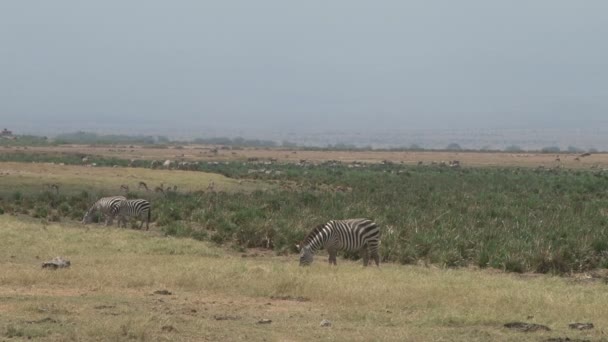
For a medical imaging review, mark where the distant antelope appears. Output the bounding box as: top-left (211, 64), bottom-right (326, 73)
top-left (207, 181), bottom-right (216, 192)
top-left (138, 181), bottom-right (149, 191)
top-left (154, 183), bottom-right (164, 193)
top-left (120, 184), bottom-right (129, 193)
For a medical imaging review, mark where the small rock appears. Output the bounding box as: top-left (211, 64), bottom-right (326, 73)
top-left (42, 256), bottom-right (70, 269)
top-left (568, 322), bottom-right (594, 330)
top-left (26, 317), bottom-right (57, 324)
top-left (257, 319), bottom-right (272, 324)
top-left (153, 290), bottom-right (172, 295)
top-left (214, 315), bottom-right (239, 321)
top-left (161, 325), bottom-right (177, 332)
top-left (504, 322), bottom-right (550, 332)
top-left (320, 319), bottom-right (332, 327)
top-left (270, 295), bottom-right (310, 302)
top-left (93, 305), bottom-right (116, 310)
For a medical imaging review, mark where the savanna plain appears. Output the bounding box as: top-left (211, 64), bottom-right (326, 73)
top-left (1, 144), bottom-right (608, 341)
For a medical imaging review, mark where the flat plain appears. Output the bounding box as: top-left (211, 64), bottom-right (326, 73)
top-left (2, 215), bottom-right (608, 342)
top-left (1, 145), bottom-right (608, 341)
top-left (4, 144), bottom-right (608, 168)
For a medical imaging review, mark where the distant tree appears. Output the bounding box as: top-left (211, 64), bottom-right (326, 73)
top-left (331, 143), bottom-right (357, 150)
top-left (541, 146), bottom-right (560, 153)
top-left (588, 147), bottom-right (599, 153)
top-left (281, 140), bottom-right (298, 148)
top-left (505, 145), bottom-right (523, 152)
top-left (409, 144), bottom-right (423, 150)
top-left (156, 136), bottom-right (170, 144)
top-left (446, 143), bottom-right (462, 151)
top-left (567, 146), bottom-right (584, 153)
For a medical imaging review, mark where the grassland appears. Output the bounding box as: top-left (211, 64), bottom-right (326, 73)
top-left (2, 146), bottom-right (608, 341)
top-left (0, 161), bottom-right (261, 197)
top-left (2, 152), bottom-right (608, 274)
top-left (2, 215), bottom-right (608, 342)
top-left (4, 143), bottom-right (608, 168)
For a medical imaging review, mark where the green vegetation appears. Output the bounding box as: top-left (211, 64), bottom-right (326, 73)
top-left (53, 131), bottom-right (160, 145)
top-left (2, 152), bottom-right (608, 275)
top-left (192, 136), bottom-right (278, 147)
top-left (0, 135), bottom-right (49, 146)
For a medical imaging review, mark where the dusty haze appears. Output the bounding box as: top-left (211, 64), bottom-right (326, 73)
top-left (1, 1), bottom-right (607, 148)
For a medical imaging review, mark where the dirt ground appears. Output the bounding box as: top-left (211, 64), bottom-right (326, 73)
top-left (4, 144), bottom-right (608, 169)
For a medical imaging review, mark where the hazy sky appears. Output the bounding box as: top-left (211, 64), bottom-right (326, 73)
top-left (1, 1), bottom-right (607, 134)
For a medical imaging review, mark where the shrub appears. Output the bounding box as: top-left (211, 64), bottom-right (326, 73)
top-left (32, 206), bottom-right (48, 218)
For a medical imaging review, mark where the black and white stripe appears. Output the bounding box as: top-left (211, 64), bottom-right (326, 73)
top-left (112, 199), bottom-right (151, 230)
top-left (82, 196), bottom-right (126, 226)
top-left (297, 218), bottom-right (380, 266)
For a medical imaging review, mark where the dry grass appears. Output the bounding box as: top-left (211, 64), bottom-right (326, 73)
top-left (1, 215), bottom-right (607, 341)
top-left (0, 162), bottom-right (263, 195)
top-left (5, 144), bottom-right (608, 168)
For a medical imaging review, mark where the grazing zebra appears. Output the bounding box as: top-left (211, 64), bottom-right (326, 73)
top-left (297, 218), bottom-right (381, 267)
top-left (82, 196), bottom-right (126, 226)
top-left (113, 199), bottom-right (151, 230)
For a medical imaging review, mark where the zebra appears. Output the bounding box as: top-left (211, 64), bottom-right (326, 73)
top-left (82, 196), bottom-right (126, 226)
top-left (112, 199), bottom-right (151, 230)
top-left (296, 218), bottom-right (381, 267)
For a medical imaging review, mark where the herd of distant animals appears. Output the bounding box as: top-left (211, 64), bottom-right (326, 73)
top-left (81, 195), bottom-right (381, 267)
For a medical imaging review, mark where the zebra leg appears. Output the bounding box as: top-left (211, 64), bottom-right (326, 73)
top-left (372, 252), bottom-right (380, 267)
top-left (369, 245), bottom-right (380, 267)
top-left (328, 249), bottom-right (338, 265)
top-left (361, 247), bottom-right (369, 267)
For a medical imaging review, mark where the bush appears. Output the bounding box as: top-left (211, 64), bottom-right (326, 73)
top-left (32, 206), bottom-right (48, 218)
top-left (541, 146), bottom-right (560, 153)
top-left (162, 222), bottom-right (193, 237)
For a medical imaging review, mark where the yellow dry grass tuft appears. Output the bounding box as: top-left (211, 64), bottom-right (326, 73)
top-left (1, 215), bottom-right (607, 341)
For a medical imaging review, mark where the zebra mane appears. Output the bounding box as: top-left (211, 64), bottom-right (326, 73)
top-left (301, 222), bottom-right (328, 246)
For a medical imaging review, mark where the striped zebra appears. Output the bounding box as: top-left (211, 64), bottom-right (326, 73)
top-left (82, 196), bottom-right (126, 226)
top-left (297, 218), bottom-right (381, 267)
top-left (112, 199), bottom-right (151, 230)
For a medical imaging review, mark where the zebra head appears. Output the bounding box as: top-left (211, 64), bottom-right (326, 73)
top-left (81, 210), bottom-right (94, 224)
top-left (297, 244), bottom-right (314, 266)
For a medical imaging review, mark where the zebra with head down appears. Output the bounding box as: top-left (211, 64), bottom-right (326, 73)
top-left (297, 218), bottom-right (381, 267)
top-left (112, 199), bottom-right (151, 230)
top-left (82, 196), bottom-right (126, 226)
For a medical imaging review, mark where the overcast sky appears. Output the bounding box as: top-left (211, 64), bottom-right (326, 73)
top-left (1, 1), bottom-right (607, 134)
